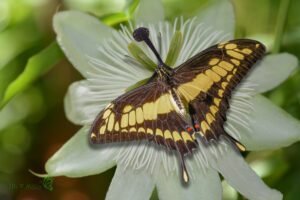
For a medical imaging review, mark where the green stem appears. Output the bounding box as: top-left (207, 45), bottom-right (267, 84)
top-left (272, 0), bottom-right (290, 54)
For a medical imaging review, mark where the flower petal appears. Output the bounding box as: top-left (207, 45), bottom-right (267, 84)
top-left (246, 53), bottom-right (298, 93)
top-left (45, 126), bottom-right (119, 177)
top-left (236, 94), bottom-right (300, 151)
top-left (211, 147), bottom-right (282, 200)
top-left (155, 163), bottom-right (222, 200)
top-left (134, 0), bottom-right (164, 25)
top-left (196, 0), bottom-right (235, 38)
top-left (64, 81), bottom-right (116, 125)
top-left (53, 10), bottom-right (115, 78)
top-left (106, 167), bottom-right (155, 200)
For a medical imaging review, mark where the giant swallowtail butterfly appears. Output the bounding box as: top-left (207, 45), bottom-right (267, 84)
top-left (89, 27), bottom-right (266, 183)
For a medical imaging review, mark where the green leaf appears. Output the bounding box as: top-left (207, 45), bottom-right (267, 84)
top-left (100, 0), bottom-right (140, 26)
top-left (134, 0), bottom-right (164, 24)
top-left (125, 0), bottom-right (140, 16)
top-left (128, 42), bottom-right (157, 70)
top-left (196, 0), bottom-right (235, 38)
top-left (0, 19), bottom-right (41, 69)
top-left (0, 57), bottom-right (24, 102)
top-left (0, 42), bottom-right (64, 109)
top-left (101, 12), bottom-right (129, 26)
top-left (165, 31), bottom-right (183, 67)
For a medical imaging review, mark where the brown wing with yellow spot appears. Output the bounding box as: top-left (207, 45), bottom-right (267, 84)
top-left (172, 39), bottom-right (266, 149)
top-left (89, 81), bottom-right (198, 156)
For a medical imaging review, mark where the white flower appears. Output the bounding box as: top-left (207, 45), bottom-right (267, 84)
top-left (45, 0), bottom-right (300, 199)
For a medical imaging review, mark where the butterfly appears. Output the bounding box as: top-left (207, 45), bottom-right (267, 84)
top-left (89, 27), bottom-right (266, 183)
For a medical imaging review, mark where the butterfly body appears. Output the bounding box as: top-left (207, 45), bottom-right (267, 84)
top-left (89, 28), bottom-right (266, 183)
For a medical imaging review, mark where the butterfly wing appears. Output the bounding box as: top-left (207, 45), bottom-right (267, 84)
top-left (89, 81), bottom-right (198, 156)
top-left (172, 39), bottom-right (266, 149)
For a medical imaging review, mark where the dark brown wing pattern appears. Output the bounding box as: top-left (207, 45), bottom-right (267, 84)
top-left (89, 81), bottom-right (198, 156)
top-left (172, 39), bottom-right (266, 149)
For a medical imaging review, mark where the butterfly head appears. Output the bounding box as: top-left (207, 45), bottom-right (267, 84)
top-left (133, 27), bottom-right (149, 42)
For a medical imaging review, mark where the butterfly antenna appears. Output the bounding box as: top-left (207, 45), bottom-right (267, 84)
top-left (178, 153), bottom-right (189, 183)
top-left (133, 27), bottom-right (165, 67)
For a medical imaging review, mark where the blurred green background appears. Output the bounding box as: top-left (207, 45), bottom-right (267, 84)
top-left (0, 0), bottom-right (299, 199)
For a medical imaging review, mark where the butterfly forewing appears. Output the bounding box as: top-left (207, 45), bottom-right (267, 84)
top-left (89, 81), bottom-right (198, 156)
top-left (172, 39), bottom-right (266, 147)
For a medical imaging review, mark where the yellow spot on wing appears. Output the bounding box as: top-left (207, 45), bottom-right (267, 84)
top-left (147, 128), bottom-right (153, 135)
top-left (226, 50), bottom-right (244, 60)
top-left (193, 74), bottom-right (214, 92)
top-left (121, 114), bottom-right (128, 128)
top-left (157, 94), bottom-right (173, 114)
top-left (214, 98), bottom-right (221, 106)
top-left (100, 125), bottom-right (106, 134)
top-left (201, 121), bottom-right (210, 133)
top-left (225, 43), bottom-right (237, 50)
top-left (164, 130), bottom-right (172, 139)
top-left (172, 131), bottom-right (181, 142)
top-left (219, 61), bottom-right (234, 71)
top-left (138, 127), bottom-right (145, 133)
top-left (206, 113), bottom-right (215, 124)
top-left (218, 89), bottom-right (224, 97)
top-left (183, 170), bottom-right (189, 183)
top-left (236, 142), bottom-right (246, 151)
top-left (241, 48), bottom-right (252, 54)
top-left (107, 114), bottom-right (115, 131)
top-left (181, 131), bottom-right (192, 142)
top-left (123, 105), bottom-right (133, 113)
top-left (218, 42), bottom-right (228, 48)
top-left (102, 109), bottom-right (111, 119)
top-left (136, 107), bottom-right (144, 124)
top-left (210, 105), bottom-right (218, 115)
top-left (91, 132), bottom-right (97, 139)
top-left (226, 75), bottom-right (233, 81)
top-left (129, 127), bottom-right (137, 132)
top-left (205, 69), bottom-right (221, 82)
top-left (230, 59), bottom-right (240, 66)
top-left (129, 111), bottom-right (136, 126)
top-left (156, 129), bottom-right (163, 137)
top-left (221, 82), bottom-right (228, 89)
top-left (114, 122), bottom-right (120, 131)
top-left (212, 66), bottom-right (227, 76)
top-left (178, 73), bottom-right (214, 102)
top-left (209, 58), bottom-right (220, 65)
top-left (143, 102), bottom-right (154, 120)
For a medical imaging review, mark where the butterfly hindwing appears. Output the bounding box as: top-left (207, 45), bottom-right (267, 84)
top-left (89, 81), bottom-right (198, 156)
top-left (172, 39), bottom-right (266, 146)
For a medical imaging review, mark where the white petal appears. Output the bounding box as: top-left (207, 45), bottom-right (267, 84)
top-left (106, 166), bottom-right (155, 200)
top-left (156, 164), bottom-right (222, 200)
top-left (237, 94), bottom-right (300, 151)
top-left (245, 53), bottom-right (298, 93)
top-left (211, 147), bottom-right (282, 200)
top-left (196, 0), bottom-right (235, 38)
top-left (45, 126), bottom-right (119, 177)
top-left (64, 81), bottom-right (118, 125)
top-left (134, 0), bottom-right (164, 25)
top-left (53, 11), bottom-right (115, 78)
